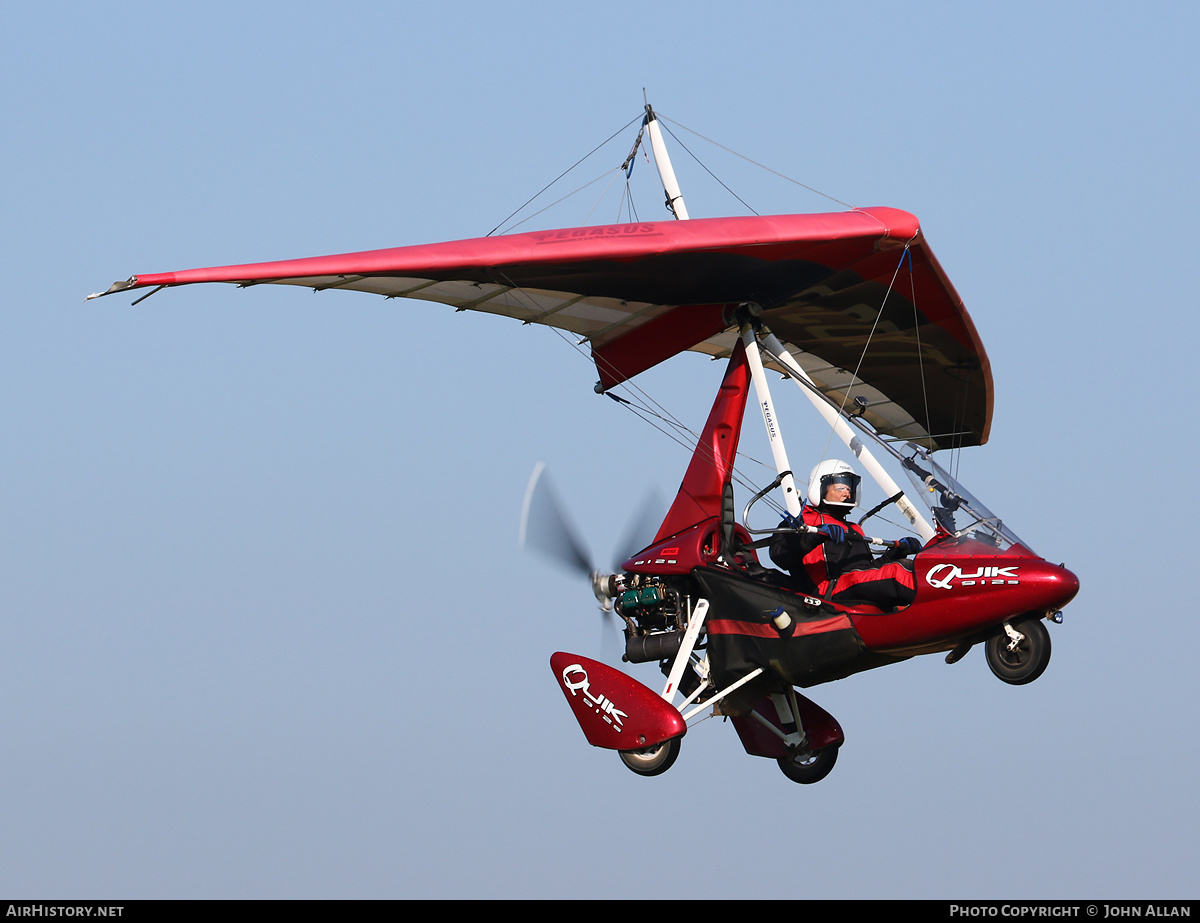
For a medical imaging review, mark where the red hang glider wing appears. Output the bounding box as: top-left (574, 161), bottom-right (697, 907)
top-left (92, 207), bottom-right (991, 448)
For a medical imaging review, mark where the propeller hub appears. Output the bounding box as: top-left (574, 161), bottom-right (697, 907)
top-left (592, 571), bottom-right (621, 611)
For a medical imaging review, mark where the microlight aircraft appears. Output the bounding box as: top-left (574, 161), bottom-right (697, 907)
top-left (91, 107), bottom-right (1079, 783)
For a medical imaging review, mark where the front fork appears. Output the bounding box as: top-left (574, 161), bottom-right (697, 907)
top-left (1001, 620), bottom-right (1028, 651)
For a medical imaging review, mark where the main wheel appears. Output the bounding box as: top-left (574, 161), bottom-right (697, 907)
top-left (985, 618), bottom-right (1051, 685)
top-left (618, 736), bottom-right (682, 777)
top-left (777, 745), bottom-right (839, 784)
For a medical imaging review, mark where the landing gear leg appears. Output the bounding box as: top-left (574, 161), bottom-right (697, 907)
top-left (768, 688), bottom-right (839, 784)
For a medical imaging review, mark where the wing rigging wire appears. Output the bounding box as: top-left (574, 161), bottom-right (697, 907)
top-left (617, 141), bottom-right (653, 224)
top-left (906, 248), bottom-right (934, 448)
top-left (904, 252), bottom-right (963, 483)
top-left (656, 121), bottom-right (759, 216)
top-left (487, 112), bottom-right (642, 237)
top-left (484, 266), bottom-right (787, 521)
top-left (543, 314), bottom-right (784, 509)
top-left (560, 305), bottom-right (783, 496)
top-left (485, 109), bottom-right (656, 234)
top-left (814, 242), bottom-right (913, 464)
top-left (902, 250), bottom-right (966, 479)
top-left (493, 167), bottom-right (625, 236)
top-left (802, 243), bottom-right (924, 537)
top-left (655, 112), bottom-right (855, 211)
top-left (581, 171), bottom-right (623, 226)
top-left (951, 367), bottom-right (971, 480)
top-left (617, 180), bottom-right (641, 223)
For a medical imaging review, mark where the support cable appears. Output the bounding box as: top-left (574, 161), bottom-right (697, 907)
top-left (656, 112), bottom-right (854, 210)
top-left (487, 113), bottom-right (642, 237)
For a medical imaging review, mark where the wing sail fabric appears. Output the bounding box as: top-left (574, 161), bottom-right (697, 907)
top-left (93, 207), bottom-right (992, 448)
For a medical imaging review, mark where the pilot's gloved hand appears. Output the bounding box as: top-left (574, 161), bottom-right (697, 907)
top-left (816, 522), bottom-right (846, 544)
top-left (779, 513), bottom-right (802, 530)
top-left (893, 537), bottom-right (922, 556)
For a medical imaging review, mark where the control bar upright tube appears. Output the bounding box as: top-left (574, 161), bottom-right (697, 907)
top-left (740, 325), bottom-right (802, 518)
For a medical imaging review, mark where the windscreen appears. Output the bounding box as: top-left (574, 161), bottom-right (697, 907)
top-left (899, 448), bottom-right (1030, 552)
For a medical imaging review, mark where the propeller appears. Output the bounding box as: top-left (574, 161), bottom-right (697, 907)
top-left (518, 461), bottom-right (609, 605)
top-left (519, 461), bottom-right (666, 655)
top-left (519, 462), bottom-right (592, 574)
top-left (613, 484), bottom-right (667, 568)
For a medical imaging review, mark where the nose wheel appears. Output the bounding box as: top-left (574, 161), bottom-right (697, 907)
top-left (985, 618), bottom-right (1051, 685)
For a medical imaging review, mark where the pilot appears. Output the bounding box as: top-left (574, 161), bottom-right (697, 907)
top-left (770, 459), bottom-right (921, 610)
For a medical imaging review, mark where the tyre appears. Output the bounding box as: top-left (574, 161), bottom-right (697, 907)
top-left (985, 618), bottom-right (1051, 685)
top-left (777, 745), bottom-right (838, 784)
top-left (618, 736), bottom-right (682, 777)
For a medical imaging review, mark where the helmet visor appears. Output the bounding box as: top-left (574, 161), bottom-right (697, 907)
top-left (819, 472), bottom-right (860, 507)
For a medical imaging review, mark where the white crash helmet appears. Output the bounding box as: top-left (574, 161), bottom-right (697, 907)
top-left (807, 459), bottom-right (861, 510)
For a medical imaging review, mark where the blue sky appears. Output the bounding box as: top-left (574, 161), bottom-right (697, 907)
top-left (1, 0), bottom-right (1197, 898)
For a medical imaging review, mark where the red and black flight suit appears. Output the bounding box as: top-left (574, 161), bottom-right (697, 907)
top-left (769, 504), bottom-right (917, 610)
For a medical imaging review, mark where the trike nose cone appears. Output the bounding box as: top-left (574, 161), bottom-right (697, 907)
top-left (1045, 564), bottom-right (1080, 610)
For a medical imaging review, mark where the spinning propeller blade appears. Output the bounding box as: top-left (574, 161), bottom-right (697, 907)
top-left (612, 486), bottom-right (667, 567)
top-left (518, 461), bottom-right (595, 577)
top-left (520, 463), bottom-right (664, 661)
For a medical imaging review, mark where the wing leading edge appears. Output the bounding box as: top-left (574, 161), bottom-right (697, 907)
top-left (92, 207), bottom-right (992, 449)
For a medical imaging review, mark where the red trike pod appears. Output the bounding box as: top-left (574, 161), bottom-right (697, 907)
top-left (550, 652), bottom-right (686, 751)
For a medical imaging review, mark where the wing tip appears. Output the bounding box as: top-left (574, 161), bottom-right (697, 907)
top-left (85, 277), bottom-right (138, 301)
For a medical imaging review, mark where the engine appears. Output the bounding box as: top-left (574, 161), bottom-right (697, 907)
top-left (614, 574), bottom-right (694, 664)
